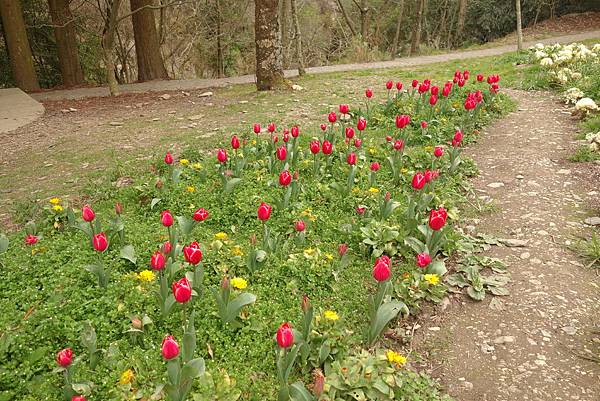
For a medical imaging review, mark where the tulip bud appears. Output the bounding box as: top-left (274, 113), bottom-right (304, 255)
top-left (276, 322), bottom-right (294, 348)
top-left (131, 316), bottom-right (143, 330)
top-left (431, 86), bottom-right (439, 96)
top-left (313, 369), bottom-right (325, 397)
top-left (309, 140), bottom-right (320, 155)
top-left (393, 139), bottom-right (404, 151)
top-left (221, 275), bottom-right (230, 289)
top-left (354, 138), bottom-right (362, 148)
top-left (396, 82), bottom-right (403, 91)
top-left (161, 335), bottom-right (180, 360)
top-left (385, 191), bottom-right (391, 201)
top-left (161, 210), bottom-right (174, 227)
top-left (172, 277), bottom-right (192, 303)
top-left (267, 122), bottom-right (276, 133)
top-left (283, 133), bottom-right (290, 142)
top-left (161, 241), bottom-right (172, 255)
top-left (411, 79), bottom-right (418, 88)
top-left (82, 205), bottom-right (95, 222)
top-left (25, 234), bottom-right (39, 246)
top-left (385, 135), bottom-right (392, 142)
top-left (291, 126), bottom-right (300, 138)
top-left (429, 95), bottom-right (438, 106)
top-left (365, 88), bottom-right (373, 98)
top-left (370, 162), bottom-right (380, 172)
top-left (115, 202), bottom-right (123, 215)
top-left (231, 135), bottom-right (240, 149)
top-left (345, 127), bottom-right (355, 139)
top-left (150, 251), bottom-right (166, 270)
top-left (56, 348), bottom-right (73, 367)
top-left (93, 232), bottom-right (108, 252)
top-left (276, 146), bottom-right (287, 161)
top-left (301, 294), bottom-right (310, 312)
top-left (293, 171), bottom-right (299, 180)
top-left (250, 234), bottom-right (257, 245)
top-left (347, 152), bottom-right (357, 165)
top-left (295, 220), bottom-right (305, 232)
top-left (357, 117), bottom-right (367, 131)
top-left (257, 202), bottom-right (272, 221)
top-left (217, 148), bottom-right (227, 163)
top-left (328, 111), bottom-right (337, 123)
top-left (253, 123), bottom-right (261, 134)
top-left (155, 179), bottom-right (163, 189)
top-left (320, 123), bottom-right (327, 131)
top-left (356, 206), bottom-right (366, 215)
top-left (338, 243), bottom-right (348, 257)
top-left (273, 135), bottom-right (279, 143)
top-left (339, 104), bottom-right (349, 114)
top-left (434, 146), bottom-right (444, 158)
top-left (164, 152), bottom-right (174, 165)
top-left (385, 80), bottom-right (393, 90)
top-left (322, 140), bottom-right (333, 155)
top-left (421, 121), bottom-right (428, 129)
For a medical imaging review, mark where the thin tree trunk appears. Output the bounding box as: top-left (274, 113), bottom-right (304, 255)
top-left (335, 0), bottom-right (356, 36)
top-left (130, 0), bottom-right (168, 81)
top-left (280, 0), bottom-right (290, 67)
top-left (391, 0), bottom-right (405, 57)
top-left (437, 0), bottom-right (448, 47)
top-left (290, 0), bottom-right (305, 75)
top-left (48, 0), bottom-right (84, 87)
top-left (102, 0), bottom-right (120, 96)
top-left (215, 0), bottom-right (224, 77)
top-left (410, 0), bottom-right (425, 55)
top-left (0, 0), bottom-right (40, 91)
top-left (515, 0), bottom-right (523, 50)
top-left (359, 0), bottom-right (368, 39)
top-left (456, 0), bottom-right (467, 43)
top-left (255, 0), bottom-right (284, 90)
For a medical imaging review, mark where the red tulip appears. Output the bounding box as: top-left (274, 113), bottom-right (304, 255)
top-left (385, 80), bottom-right (393, 90)
top-left (115, 202), bottom-right (123, 215)
top-left (453, 130), bottom-right (463, 144)
top-left (416, 253), bottom-right (432, 268)
top-left (434, 146), bottom-right (444, 157)
top-left (161, 241), bottom-right (172, 255)
top-left (421, 121), bottom-right (428, 129)
top-left (164, 152), bottom-right (174, 165)
top-left (357, 117), bottom-right (367, 131)
top-left (273, 135), bottom-right (278, 143)
top-left (56, 348), bottom-right (73, 367)
top-left (378, 255), bottom-right (391, 267)
top-left (356, 206), bottom-right (366, 216)
top-left (320, 123), bottom-right (327, 131)
top-left (345, 127), bottom-right (355, 139)
top-left (328, 111), bottom-right (337, 123)
top-left (267, 122), bottom-right (276, 133)
top-left (418, 83), bottom-right (428, 94)
top-left (370, 162), bottom-right (380, 171)
top-left (257, 202), bottom-right (272, 221)
top-left (393, 139), bottom-right (404, 151)
top-left (396, 82), bottom-right (403, 91)
top-left (231, 135), bottom-right (240, 149)
top-left (183, 241), bottom-right (202, 265)
top-left (253, 123), bottom-right (261, 134)
top-left (411, 172), bottom-right (426, 190)
top-left (385, 135), bottom-right (392, 142)
top-left (295, 220), bottom-right (306, 232)
top-left (477, 73), bottom-right (484, 82)
top-left (72, 396), bottom-right (87, 401)
top-left (150, 251), bottom-right (165, 270)
top-left (395, 114), bottom-right (410, 129)
top-left (347, 152), bottom-right (357, 165)
top-left (339, 104), bottom-right (349, 114)
top-left (172, 277), bottom-right (192, 303)
top-left (309, 140), bottom-right (320, 154)
top-left (279, 170), bottom-right (292, 186)
top-left (431, 86), bottom-right (439, 96)
top-left (82, 205), bottom-right (95, 222)
top-left (161, 210), bottom-right (174, 227)
top-left (411, 79), bottom-right (418, 88)
top-left (322, 140), bottom-right (333, 155)
top-left (338, 243), bottom-right (348, 257)
top-left (424, 169), bottom-right (433, 183)
top-left (365, 88), bottom-right (373, 98)
top-left (442, 85), bottom-right (451, 97)
top-left (276, 146), bottom-right (287, 161)
top-left (429, 95), bottom-right (438, 106)
top-left (372, 259), bottom-right (391, 282)
top-left (283, 133), bottom-right (290, 143)
top-left (93, 232), bottom-right (108, 252)
top-left (161, 335), bottom-right (180, 360)
top-left (458, 79), bottom-right (465, 88)
top-left (276, 322), bottom-right (294, 348)
top-left (193, 208), bottom-right (209, 222)
top-left (291, 126), bottom-right (299, 138)
top-left (429, 207), bottom-right (448, 230)
top-left (25, 234), bottom-right (39, 246)
top-left (217, 148), bottom-right (227, 163)
top-left (353, 138), bottom-right (362, 148)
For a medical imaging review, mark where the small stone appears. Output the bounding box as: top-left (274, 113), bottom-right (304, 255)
top-left (69, 107), bottom-right (77, 112)
top-left (239, 100), bottom-right (248, 104)
top-left (540, 329), bottom-right (552, 338)
top-left (462, 381), bottom-right (474, 391)
top-left (520, 252), bottom-right (531, 259)
top-left (500, 238), bottom-right (528, 247)
top-left (159, 94), bottom-right (171, 100)
top-left (493, 336), bottom-right (515, 344)
top-left (182, 91), bottom-right (190, 96)
top-left (561, 326), bottom-right (577, 335)
top-left (188, 115), bottom-right (204, 121)
top-left (557, 169), bottom-right (571, 175)
top-left (291, 84), bottom-right (303, 91)
top-left (152, 118), bottom-right (160, 121)
top-left (428, 326), bottom-right (440, 331)
top-left (115, 176), bottom-right (134, 188)
top-left (516, 174), bottom-right (524, 179)
top-left (109, 121), bottom-right (123, 126)
top-left (481, 343), bottom-right (495, 354)
top-left (198, 91), bottom-right (213, 97)
top-left (487, 182), bottom-right (505, 188)
top-left (583, 217), bottom-right (600, 226)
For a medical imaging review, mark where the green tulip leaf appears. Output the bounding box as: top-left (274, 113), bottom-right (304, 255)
top-left (150, 198), bottom-right (161, 210)
top-left (224, 292), bottom-right (256, 324)
top-left (177, 216), bottom-right (196, 237)
top-left (289, 381), bottom-right (314, 401)
top-left (182, 315), bottom-right (196, 363)
top-left (0, 234), bottom-right (8, 253)
top-left (224, 178), bottom-right (242, 194)
top-left (182, 357), bottom-right (205, 379)
top-left (120, 245), bottom-right (137, 265)
top-left (368, 301), bottom-right (408, 345)
top-left (426, 259), bottom-right (447, 276)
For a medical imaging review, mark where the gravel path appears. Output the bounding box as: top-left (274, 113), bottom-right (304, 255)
top-left (31, 30), bottom-right (600, 101)
top-left (420, 89), bottom-right (600, 400)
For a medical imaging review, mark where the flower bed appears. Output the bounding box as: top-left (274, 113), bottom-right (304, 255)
top-left (0, 70), bottom-right (509, 401)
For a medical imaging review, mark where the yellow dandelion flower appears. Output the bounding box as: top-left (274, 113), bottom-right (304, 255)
top-left (386, 350), bottom-right (407, 367)
top-left (325, 253), bottom-right (334, 261)
top-left (251, 140), bottom-right (257, 145)
top-left (215, 232), bottom-right (228, 240)
top-left (49, 197), bottom-right (61, 205)
top-left (323, 310), bottom-right (339, 321)
top-left (424, 274), bottom-right (440, 286)
top-left (400, 168), bottom-right (408, 174)
top-left (368, 147), bottom-right (377, 155)
top-left (423, 146), bottom-right (433, 152)
top-left (179, 159), bottom-right (190, 165)
top-left (137, 270), bottom-right (155, 282)
top-left (351, 187), bottom-right (361, 194)
top-left (119, 368), bottom-right (135, 385)
top-left (368, 187), bottom-right (379, 194)
top-left (52, 205), bottom-right (64, 212)
top-left (302, 159), bottom-right (311, 166)
top-left (192, 162), bottom-right (202, 170)
top-left (231, 245), bottom-right (244, 256)
top-left (230, 277), bottom-right (248, 290)
top-left (304, 248), bottom-right (315, 255)
top-left (186, 186), bottom-right (196, 193)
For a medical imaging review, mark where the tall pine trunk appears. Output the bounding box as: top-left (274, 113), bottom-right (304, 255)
top-left (255, 0), bottom-right (284, 91)
top-left (0, 0), bottom-right (40, 91)
top-left (515, 0), bottom-right (523, 50)
top-left (391, 0), bottom-right (405, 57)
top-left (290, 0), bottom-right (305, 75)
top-left (130, 0), bottom-right (168, 81)
top-left (456, 0), bottom-right (467, 44)
top-left (48, 0), bottom-right (84, 87)
top-left (102, 0), bottom-right (120, 96)
top-left (280, 0), bottom-right (290, 68)
top-left (410, 0), bottom-right (426, 56)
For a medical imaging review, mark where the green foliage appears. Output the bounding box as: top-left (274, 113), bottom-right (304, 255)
top-left (572, 231), bottom-right (600, 268)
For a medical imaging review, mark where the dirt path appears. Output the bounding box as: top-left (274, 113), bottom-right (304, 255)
top-left (419, 90), bottom-right (600, 400)
top-left (31, 30), bottom-right (600, 101)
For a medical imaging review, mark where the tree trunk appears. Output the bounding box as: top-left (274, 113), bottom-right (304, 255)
top-left (410, 0), bottom-right (425, 55)
top-left (130, 0), bottom-right (168, 81)
top-left (456, 0), bottom-right (467, 43)
top-left (102, 0), bottom-right (121, 96)
top-left (48, 0), bottom-right (84, 87)
top-left (359, 0), bottom-right (368, 39)
top-left (391, 0), bottom-right (405, 57)
top-left (215, 0), bottom-right (224, 77)
top-left (255, 0), bottom-right (284, 91)
top-left (0, 0), bottom-right (40, 91)
top-left (335, 0), bottom-right (356, 36)
top-left (280, 0), bottom-right (290, 67)
top-left (515, 0), bottom-right (523, 50)
top-left (290, 0), bottom-right (305, 75)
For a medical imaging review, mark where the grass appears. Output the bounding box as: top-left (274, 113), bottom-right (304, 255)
top-left (573, 232), bottom-right (600, 268)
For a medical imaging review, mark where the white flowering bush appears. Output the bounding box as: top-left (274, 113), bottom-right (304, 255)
top-left (586, 132), bottom-right (600, 152)
top-left (563, 87), bottom-right (584, 104)
top-left (575, 97), bottom-right (599, 113)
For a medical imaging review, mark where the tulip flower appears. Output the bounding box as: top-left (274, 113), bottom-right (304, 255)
top-left (72, 396), bottom-right (87, 401)
top-left (338, 243), bottom-right (348, 257)
top-left (421, 121), bottom-right (428, 129)
top-left (295, 220), bottom-right (306, 232)
top-left (411, 172), bottom-right (426, 190)
top-left (453, 130), bottom-right (463, 144)
top-left (320, 124), bottom-right (327, 131)
top-left (82, 205), bottom-right (95, 222)
top-left (424, 169), bottom-right (433, 183)
top-left (193, 208), bottom-right (209, 222)
top-left (276, 322), bottom-right (294, 348)
top-left (385, 80), bottom-right (393, 90)
top-left (393, 139), bottom-right (404, 151)
top-left (458, 79), bottom-right (465, 88)
top-left (322, 140), bottom-right (333, 155)
top-left (268, 122), bottom-right (276, 133)
top-left (385, 135), bottom-right (392, 142)
top-left (183, 241), bottom-right (202, 265)
top-left (115, 202), bottom-right (123, 215)
top-left (273, 135), bottom-right (278, 143)
top-left (56, 348), bottom-right (73, 367)
top-left (365, 88), bottom-right (373, 98)
top-left (395, 114), bottom-right (410, 129)
top-left (217, 148), bottom-right (227, 163)
top-left (231, 135), bottom-right (240, 149)
top-left (411, 79), bottom-right (418, 88)
top-left (396, 82), bottom-right (403, 91)
top-left (25, 234), bottom-right (39, 245)
top-left (253, 123), bottom-right (261, 134)
top-left (477, 73), bottom-right (484, 82)
top-left (276, 146), bottom-right (287, 161)
top-left (164, 152), bottom-right (174, 165)
top-left (309, 140), bottom-right (320, 154)
top-left (356, 206), bottom-right (366, 215)
top-left (93, 232), bottom-right (108, 252)
top-left (354, 138), bottom-right (362, 148)
top-left (372, 259), bottom-right (391, 282)
top-left (347, 152), bottom-right (357, 165)
top-left (344, 127), bottom-right (354, 139)
top-left (370, 162), bottom-right (380, 171)
top-left (328, 111), bottom-right (337, 123)
top-left (162, 241), bottom-right (172, 255)
top-left (339, 104), bottom-right (349, 114)
top-left (257, 202), bottom-right (272, 221)
top-left (357, 117), bottom-right (367, 131)
top-left (442, 85), bottom-right (451, 97)
top-left (151, 251), bottom-right (166, 270)
top-left (161, 210), bottom-right (174, 227)
top-left (172, 277), bottom-right (192, 303)
top-left (431, 86), bottom-right (439, 96)
top-left (416, 252), bottom-right (432, 267)
top-left (161, 335), bottom-right (180, 359)
top-left (429, 95), bottom-right (438, 106)
top-left (429, 207), bottom-right (448, 230)
top-left (434, 146), bottom-right (444, 158)
top-left (291, 126), bottom-right (299, 138)
top-left (279, 170), bottom-right (292, 186)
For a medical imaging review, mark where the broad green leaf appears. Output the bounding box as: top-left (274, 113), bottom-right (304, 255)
top-left (467, 286), bottom-right (486, 301)
top-left (289, 381), bottom-right (314, 401)
top-left (120, 245), bottom-right (137, 265)
top-left (80, 321), bottom-right (97, 353)
top-left (368, 301), bottom-right (408, 345)
top-left (176, 216), bottom-right (196, 237)
top-left (182, 357), bottom-right (205, 379)
top-left (427, 260), bottom-right (447, 276)
top-left (224, 293), bottom-right (256, 324)
top-left (150, 198), bottom-right (161, 210)
top-left (446, 273), bottom-right (468, 287)
top-left (488, 286), bottom-right (509, 296)
top-left (182, 315), bottom-right (196, 362)
top-left (224, 178), bottom-right (242, 194)
top-left (0, 234), bottom-right (8, 253)
top-left (404, 237), bottom-right (426, 254)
